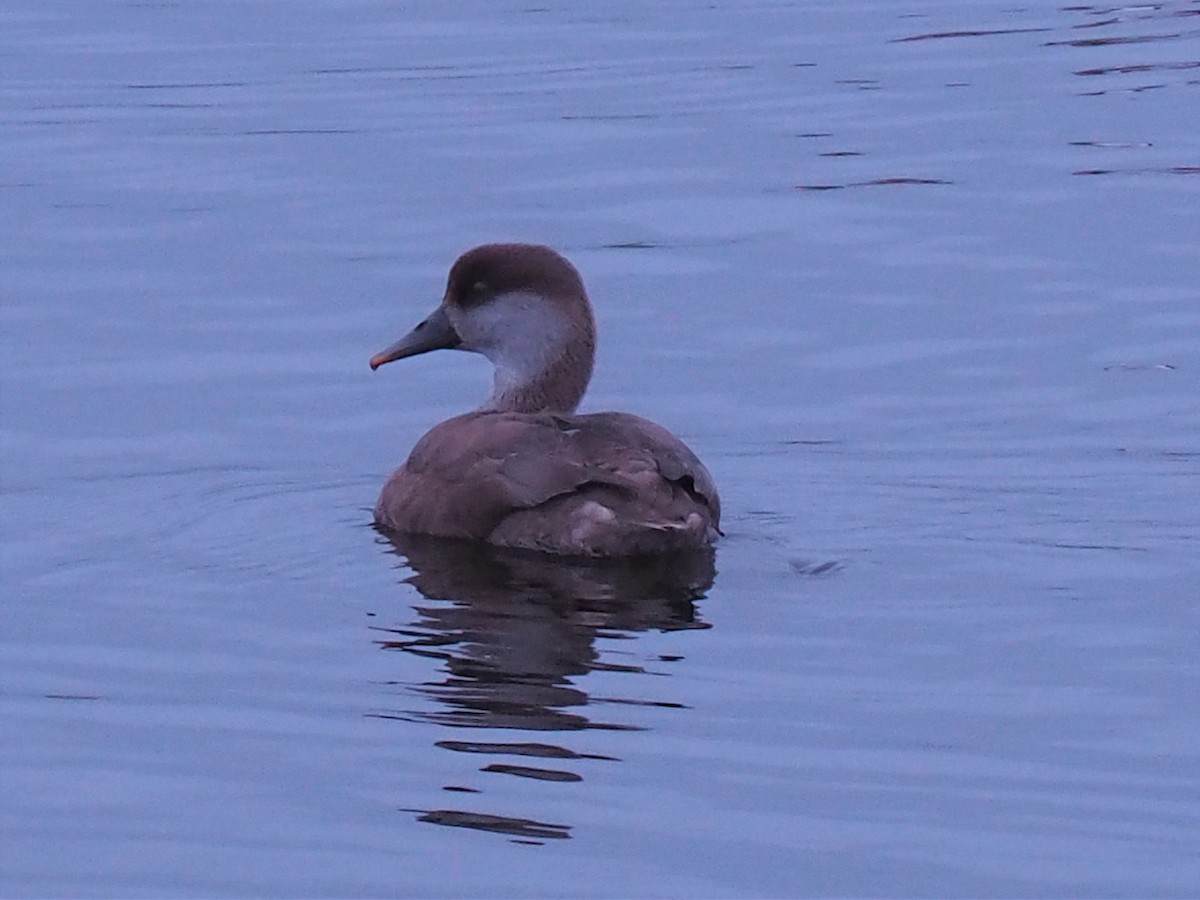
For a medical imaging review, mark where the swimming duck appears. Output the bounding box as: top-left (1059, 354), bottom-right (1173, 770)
top-left (369, 243), bottom-right (721, 557)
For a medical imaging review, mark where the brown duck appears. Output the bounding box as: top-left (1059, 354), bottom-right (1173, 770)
top-left (370, 243), bottom-right (721, 557)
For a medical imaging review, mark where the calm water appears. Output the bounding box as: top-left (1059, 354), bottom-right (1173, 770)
top-left (3, 0), bottom-right (1199, 896)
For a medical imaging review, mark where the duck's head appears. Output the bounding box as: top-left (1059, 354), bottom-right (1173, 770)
top-left (370, 244), bottom-right (597, 414)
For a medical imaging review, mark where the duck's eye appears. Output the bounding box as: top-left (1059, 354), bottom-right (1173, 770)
top-left (471, 280), bottom-right (488, 294)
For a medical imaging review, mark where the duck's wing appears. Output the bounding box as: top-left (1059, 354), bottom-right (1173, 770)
top-left (573, 411), bottom-right (721, 525)
top-left (375, 412), bottom-right (595, 538)
top-left (375, 410), bottom-right (720, 554)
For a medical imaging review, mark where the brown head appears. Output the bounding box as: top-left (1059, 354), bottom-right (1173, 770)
top-left (370, 244), bottom-right (597, 414)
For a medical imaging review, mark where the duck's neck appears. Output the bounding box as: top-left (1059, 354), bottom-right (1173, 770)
top-left (484, 340), bottom-right (594, 414)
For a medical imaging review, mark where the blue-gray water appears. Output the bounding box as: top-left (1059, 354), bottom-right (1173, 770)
top-left (3, 1), bottom-right (1199, 896)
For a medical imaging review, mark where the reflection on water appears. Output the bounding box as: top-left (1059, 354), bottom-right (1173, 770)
top-left (371, 532), bottom-right (714, 842)
top-left (412, 809), bottom-right (573, 844)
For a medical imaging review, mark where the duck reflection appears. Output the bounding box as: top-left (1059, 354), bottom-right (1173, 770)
top-left (372, 531), bottom-right (715, 842)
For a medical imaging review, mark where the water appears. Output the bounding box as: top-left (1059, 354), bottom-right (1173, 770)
top-left (3, 0), bottom-right (1199, 896)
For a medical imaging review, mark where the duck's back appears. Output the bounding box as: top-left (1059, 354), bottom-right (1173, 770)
top-left (374, 410), bottom-right (720, 557)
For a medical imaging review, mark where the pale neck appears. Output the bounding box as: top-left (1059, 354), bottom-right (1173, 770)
top-left (483, 340), bottom-right (594, 414)
top-left (463, 288), bottom-right (596, 415)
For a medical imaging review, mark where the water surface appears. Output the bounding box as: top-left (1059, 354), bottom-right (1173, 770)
top-left (3, 1), bottom-right (1199, 896)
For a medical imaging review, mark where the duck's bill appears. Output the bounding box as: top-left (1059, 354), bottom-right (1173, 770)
top-left (370, 305), bottom-right (462, 370)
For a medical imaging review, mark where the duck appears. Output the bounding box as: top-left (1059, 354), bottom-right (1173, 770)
top-left (369, 243), bottom-right (721, 557)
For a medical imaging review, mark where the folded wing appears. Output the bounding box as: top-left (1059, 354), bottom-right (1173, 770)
top-left (374, 410), bottom-right (720, 556)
